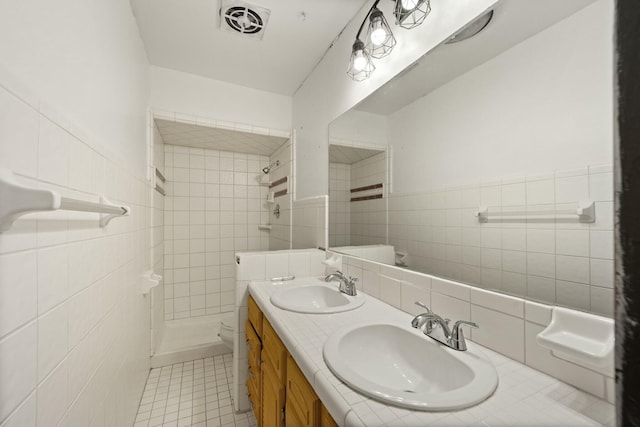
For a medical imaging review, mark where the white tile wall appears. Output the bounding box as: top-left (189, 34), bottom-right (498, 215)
top-left (151, 121), bottom-right (166, 354)
top-left (292, 196), bottom-right (327, 250)
top-left (0, 76), bottom-right (151, 426)
top-left (350, 152), bottom-right (387, 247)
top-left (335, 252), bottom-right (615, 403)
top-left (386, 165), bottom-right (614, 316)
top-left (267, 140), bottom-right (292, 251)
top-left (163, 144), bottom-right (272, 320)
top-left (328, 163), bottom-right (351, 247)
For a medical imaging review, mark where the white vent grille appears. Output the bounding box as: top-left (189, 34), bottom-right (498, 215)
top-left (220, 0), bottom-right (270, 40)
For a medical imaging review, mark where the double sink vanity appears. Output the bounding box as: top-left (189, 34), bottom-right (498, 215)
top-left (245, 275), bottom-right (609, 427)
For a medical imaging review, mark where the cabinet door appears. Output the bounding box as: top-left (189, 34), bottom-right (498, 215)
top-left (262, 359), bottom-right (285, 427)
top-left (246, 320), bottom-right (262, 427)
top-left (246, 320), bottom-right (261, 369)
top-left (248, 294), bottom-right (263, 337)
top-left (263, 319), bottom-right (287, 380)
top-left (286, 355), bottom-right (319, 427)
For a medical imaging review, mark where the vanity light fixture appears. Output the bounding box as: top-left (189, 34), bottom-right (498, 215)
top-left (347, 39), bottom-right (376, 81)
top-left (364, 7), bottom-right (396, 58)
top-left (394, 0), bottom-right (431, 29)
top-left (347, 0), bottom-right (431, 81)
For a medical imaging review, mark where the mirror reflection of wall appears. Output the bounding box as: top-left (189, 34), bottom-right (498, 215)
top-left (328, 109), bottom-right (389, 248)
top-left (328, 0), bottom-right (613, 316)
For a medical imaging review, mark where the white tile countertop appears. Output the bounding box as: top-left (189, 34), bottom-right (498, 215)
top-left (248, 277), bottom-right (615, 427)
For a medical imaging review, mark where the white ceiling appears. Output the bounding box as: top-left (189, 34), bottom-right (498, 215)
top-left (355, 0), bottom-right (596, 115)
top-left (156, 119), bottom-right (289, 156)
top-left (329, 144), bottom-right (384, 165)
top-left (131, 0), bottom-right (368, 95)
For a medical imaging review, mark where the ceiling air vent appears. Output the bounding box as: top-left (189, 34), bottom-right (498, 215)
top-left (220, 0), bottom-right (270, 40)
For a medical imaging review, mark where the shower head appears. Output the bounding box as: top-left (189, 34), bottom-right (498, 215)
top-left (262, 160), bottom-right (280, 174)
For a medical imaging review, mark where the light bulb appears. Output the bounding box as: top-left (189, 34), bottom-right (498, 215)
top-left (370, 19), bottom-right (387, 46)
top-left (371, 28), bottom-right (387, 45)
top-left (353, 52), bottom-right (367, 71)
top-left (401, 0), bottom-right (419, 10)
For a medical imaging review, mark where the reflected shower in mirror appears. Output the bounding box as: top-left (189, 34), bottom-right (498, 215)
top-left (328, 0), bottom-right (614, 316)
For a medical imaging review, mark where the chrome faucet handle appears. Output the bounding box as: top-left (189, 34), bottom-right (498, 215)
top-left (414, 301), bottom-right (431, 313)
top-left (450, 320), bottom-right (478, 351)
top-left (452, 320), bottom-right (478, 331)
top-left (345, 277), bottom-right (358, 295)
top-left (411, 301), bottom-right (433, 330)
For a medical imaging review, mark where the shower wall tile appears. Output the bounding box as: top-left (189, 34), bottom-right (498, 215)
top-left (163, 143), bottom-right (276, 319)
top-left (328, 163), bottom-right (351, 247)
top-left (268, 140), bottom-right (292, 251)
top-left (0, 78), bottom-right (152, 427)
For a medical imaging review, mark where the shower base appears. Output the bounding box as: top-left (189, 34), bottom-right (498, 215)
top-left (151, 314), bottom-right (232, 368)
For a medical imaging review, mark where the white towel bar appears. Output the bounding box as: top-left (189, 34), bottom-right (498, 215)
top-left (475, 201), bottom-right (595, 223)
top-left (0, 168), bottom-right (129, 232)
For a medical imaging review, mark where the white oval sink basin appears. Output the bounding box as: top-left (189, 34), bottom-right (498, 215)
top-left (323, 322), bottom-right (498, 411)
top-left (270, 284), bottom-right (365, 314)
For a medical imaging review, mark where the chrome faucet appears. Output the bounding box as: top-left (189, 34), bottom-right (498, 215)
top-left (411, 301), bottom-right (438, 334)
top-left (410, 301), bottom-right (478, 351)
top-left (324, 271), bottom-right (358, 296)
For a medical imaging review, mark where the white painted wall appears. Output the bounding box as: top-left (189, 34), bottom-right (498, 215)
top-left (0, 0), bottom-right (150, 172)
top-left (292, 0), bottom-right (498, 198)
top-left (329, 110), bottom-right (388, 146)
top-left (389, 0), bottom-right (613, 193)
top-left (150, 66), bottom-right (293, 131)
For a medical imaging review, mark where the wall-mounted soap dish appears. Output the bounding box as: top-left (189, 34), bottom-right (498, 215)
top-left (536, 307), bottom-right (613, 375)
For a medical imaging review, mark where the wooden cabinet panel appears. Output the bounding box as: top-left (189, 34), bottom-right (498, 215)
top-left (262, 359), bottom-right (285, 427)
top-left (263, 319), bottom-right (287, 381)
top-left (246, 320), bottom-right (261, 370)
top-left (286, 354), bottom-right (319, 427)
top-left (248, 295), bottom-right (263, 337)
top-left (246, 318), bottom-right (262, 427)
top-left (319, 403), bottom-right (338, 427)
top-left (247, 365), bottom-right (261, 427)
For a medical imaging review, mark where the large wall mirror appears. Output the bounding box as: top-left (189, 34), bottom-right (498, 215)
top-left (328, 0), bottom-right (613, 316)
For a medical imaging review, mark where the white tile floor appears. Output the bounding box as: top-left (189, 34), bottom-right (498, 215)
top-left (135, 355), bottom-right (256, 427)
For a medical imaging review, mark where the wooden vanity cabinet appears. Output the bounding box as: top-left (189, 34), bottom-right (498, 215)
top-left (248, 295), bottom-right (338, 427)
top-left (262, 319), bottom-right (287, 427)
top-left (247, 296), bottom-right (263, 426)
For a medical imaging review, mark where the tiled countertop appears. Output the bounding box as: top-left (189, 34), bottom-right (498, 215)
top-left (248, 277), bottom-right (614, 427)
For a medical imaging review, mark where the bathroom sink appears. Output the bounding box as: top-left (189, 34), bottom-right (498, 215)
top-left (270, 283), bottom-right (365, 314)
top-left (323, 322), bottom-right (498, 411)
